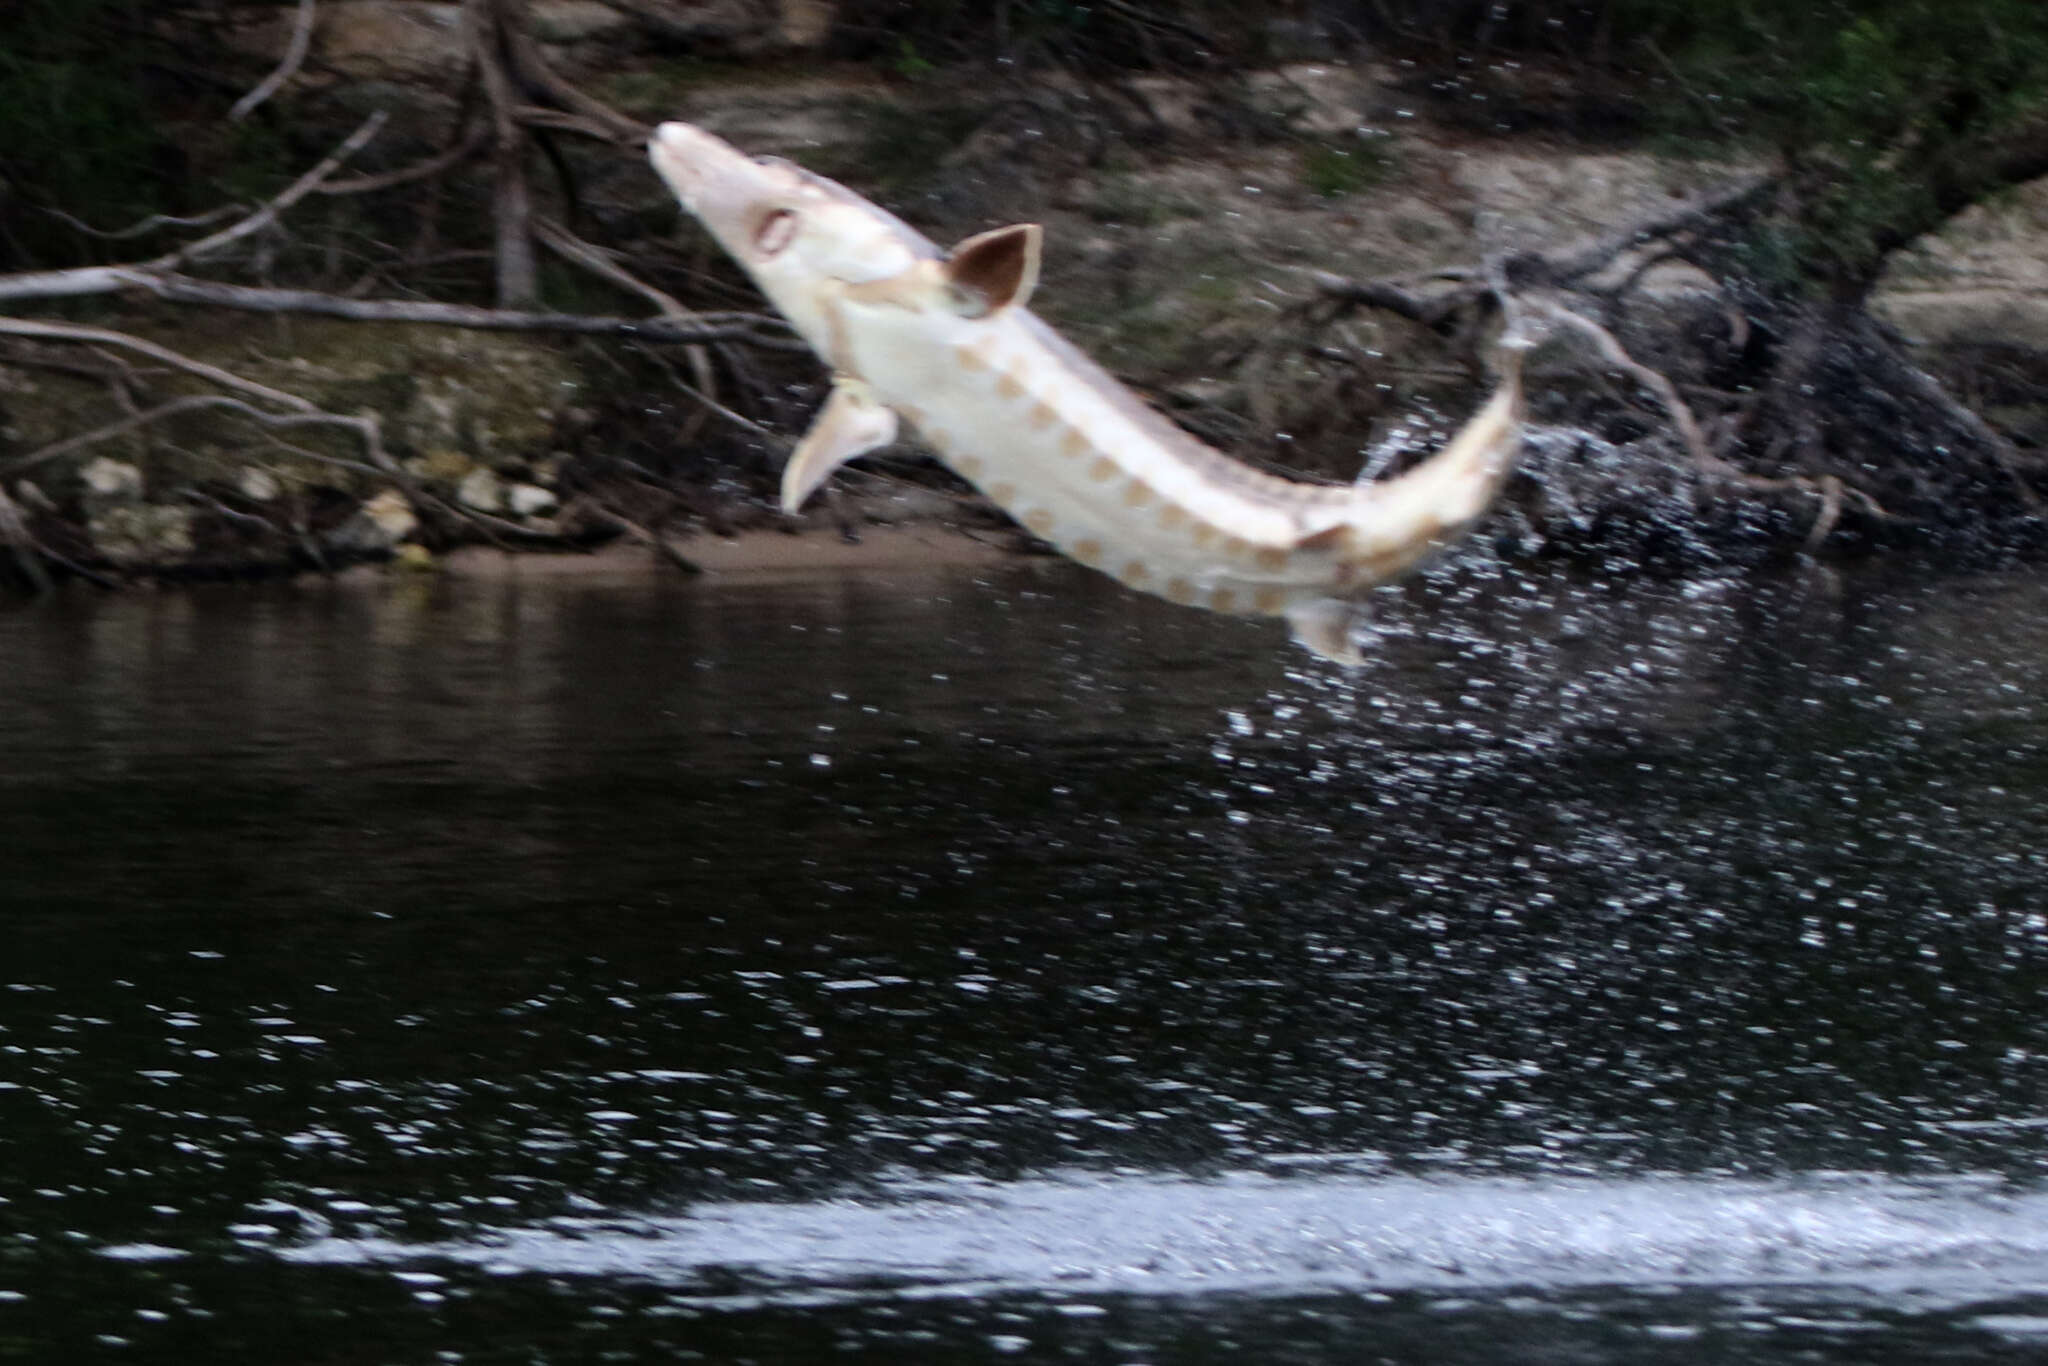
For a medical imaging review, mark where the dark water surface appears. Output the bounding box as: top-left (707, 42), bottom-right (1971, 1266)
top-left (4, 546), bottom-right (2047, 1363)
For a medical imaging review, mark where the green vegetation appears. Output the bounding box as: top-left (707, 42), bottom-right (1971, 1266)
top-left (835, 98), bottom-right (992, 192)
top-left (0, 0), bottom-right (305, 272)
top-left (1083, 175), bottom-right (1204, 228)
top-left (1298, 137), bottom-right (1394, 199)
top-left (1613, 0), bottom-right (2048, 290)
top-left (0, 0), bottom-right (183, 266)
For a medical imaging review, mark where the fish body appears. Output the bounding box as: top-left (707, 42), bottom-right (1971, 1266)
top-left (649, 121), bottom-right (1525, 663)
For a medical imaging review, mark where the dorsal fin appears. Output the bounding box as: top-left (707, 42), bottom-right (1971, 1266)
top-left (943, 224), bottom-right (1042, 316)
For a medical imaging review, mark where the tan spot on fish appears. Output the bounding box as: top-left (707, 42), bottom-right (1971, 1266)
top-left (1158, 504), bottom-right (1187, 532)
top-left (1191, 523), bottom-right (1218, 549)
top-left (1220, 535), bottom-right (1248, 559)
top-left (1254, 546), bottom-right (1289, 572)
top-left (1209, 587), bottom-right (1239, 613)
top-left (898, 403), bottom-right (927, 427)
top-left (995, 369), bottom-right (1026, 400)
top-left (1061, 427), bottom-right (1090, 458)
top-left (1087, 455), bottom-right (1118, 483)
top-left (1072, 538), bottom-right (1104, 566)
top-left (1253, 586), bottom-right (1286, 613)
top-left (954, 343), bottom-right (989, 372)
top-left (1164, 577), bottom-right (1195, 605)
top-left (954, 453), bottom-right (984, 479)
top-left (1123, 480), bottom-right (1154, 509)
top-left (989, 481), bottom-right (1017, 504)
top-left (1121, 559), bottom-right (1152, 587)
top-left (1022, 507), bottom-right (1056, 536)
top-left (1028, 401), bottom-right (1058, 430)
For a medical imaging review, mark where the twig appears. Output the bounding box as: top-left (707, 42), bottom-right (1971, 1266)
top-left (1803, 474), bottom-right (1845, 551)
top-left (230, 0), bottom-right (318, 122)
top-left (39, 204), bottom-right (249, 243)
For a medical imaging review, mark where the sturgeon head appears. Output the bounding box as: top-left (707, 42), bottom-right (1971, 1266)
top-left (649, 120), bottom-right (1527, 667)
top-left (648, 122), bottom-right (943, 366)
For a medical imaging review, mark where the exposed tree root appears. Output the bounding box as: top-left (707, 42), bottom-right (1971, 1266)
top-left (1290, 172), bottom-right (2040, 556)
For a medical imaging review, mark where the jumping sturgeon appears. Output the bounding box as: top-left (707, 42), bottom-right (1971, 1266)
top-left (649, 121), bottom-right (1527, 664)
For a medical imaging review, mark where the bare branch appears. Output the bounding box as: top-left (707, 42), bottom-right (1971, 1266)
top-left (499, 6), bottom-right (647, 142)
top-left (129, 272), bottom-right (804, 346)
top-left (0, 266), bottom-right (138, 302)
top-left (1311, 271), bottom-right (1477, 329)
top-left (0, 487), bottom-right (55, 593)
top-left (513, 105), bottom-right (640, 141)
top-left (152, 110), bottom-right (389, 272)
top-left (534, 216), bottom-right (684, 315)
top-left (635, 342), bottom-right (786, 445)
top-left (582, 501), bottom-right (705, 574)
top-left (315, 123), bottom-right (491, 196)
top-left (1540, 176), bottom-right (1776, 286)
top-left (467, 0), bottom-right (539, 307)
top-left (0, 317), bottom-right (316, 413)
top-left (0, 485), bottom-right (114, 590)
top-left (532, 214), bottom-right (728, 420)
top-left (1878, 330), bottom-right (2045, 510)
top-left (5, 396), bottom-right (261, 476)
top-left (1535, 300), bottom-right (1719, 473)
top-left (230, 0), bottom-right (318, 123)
top-left (0, 264), bottom-right (803, 348)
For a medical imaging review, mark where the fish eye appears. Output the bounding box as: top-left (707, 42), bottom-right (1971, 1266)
top-left (753, 208), bottom-right (799, 257)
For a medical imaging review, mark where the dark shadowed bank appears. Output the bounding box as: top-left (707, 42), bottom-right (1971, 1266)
top-left (4, 0), bottom-right (2048, 592)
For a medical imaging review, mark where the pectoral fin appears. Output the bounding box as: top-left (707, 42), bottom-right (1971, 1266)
top-left (780, 379), bottom-right (900, 512)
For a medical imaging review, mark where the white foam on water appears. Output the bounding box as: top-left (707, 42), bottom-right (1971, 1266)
top-left (275, 1171), bottom-right (2048, 1308)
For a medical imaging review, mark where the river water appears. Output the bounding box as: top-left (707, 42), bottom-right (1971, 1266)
top-left (3, 542), bottom-right (2047, 1363)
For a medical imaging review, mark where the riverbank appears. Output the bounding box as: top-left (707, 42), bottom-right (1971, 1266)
top-left (7, 29), bottom-right (2048, 590)
top-left (424, 519), bottom-right (1022, 582)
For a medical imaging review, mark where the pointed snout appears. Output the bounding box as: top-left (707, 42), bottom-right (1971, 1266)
top-left (647, 121), bottom-right (793, 248)
top-left (647, 121), bottom-right (730, 204)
